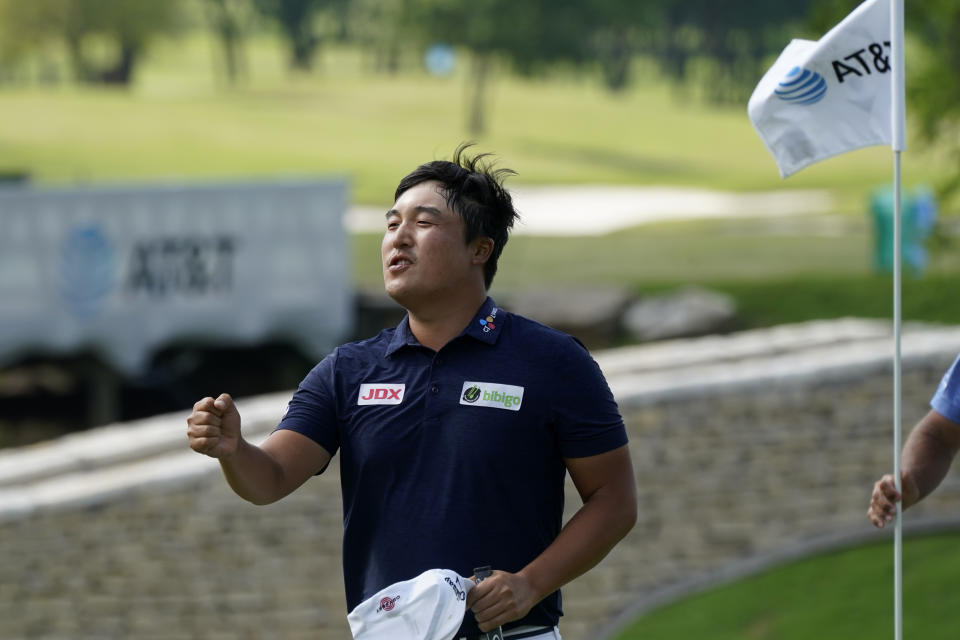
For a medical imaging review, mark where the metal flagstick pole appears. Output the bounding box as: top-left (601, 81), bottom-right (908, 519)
top-left (893, 149), bottom-right (903, 640)
top-left (891, 1), bottom-right (906, 638)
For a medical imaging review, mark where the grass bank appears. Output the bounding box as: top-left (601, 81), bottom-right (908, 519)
top-left (612, 533), bottom-right (960, 640)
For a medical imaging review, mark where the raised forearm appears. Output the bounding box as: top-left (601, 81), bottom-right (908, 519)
top-left (219, 437), bottom-right (289, 505)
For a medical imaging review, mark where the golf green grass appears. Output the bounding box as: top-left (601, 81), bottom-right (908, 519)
top-left (612, 532), bottom-right (960, 640)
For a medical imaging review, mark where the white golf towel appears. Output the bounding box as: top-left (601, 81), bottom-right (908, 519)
top-left (347, 569), bottom-right (475, 640)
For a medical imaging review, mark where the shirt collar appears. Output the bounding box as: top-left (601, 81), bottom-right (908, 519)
top-left (384, 297), bottom-right (505, 357)
top-left (464, 297), bottom-right (505, 345)
top-left (385, 315), bottom-right (420, 357)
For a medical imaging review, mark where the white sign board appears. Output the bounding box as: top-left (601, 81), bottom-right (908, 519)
top-left (0, 180), bottom-right (352, 375)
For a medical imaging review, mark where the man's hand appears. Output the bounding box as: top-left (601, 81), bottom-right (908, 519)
top-left (867, 471), bottom-right (919, 528)
top-left (187, 393), bottom-right (241, 459)
top-left (467, 570), bottom-right (539, 633)
top-left (867, 410), bottom-right (960, 529)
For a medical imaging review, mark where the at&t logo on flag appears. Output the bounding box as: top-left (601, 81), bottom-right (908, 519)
top-left (775, 67), bottom-right (827, 105)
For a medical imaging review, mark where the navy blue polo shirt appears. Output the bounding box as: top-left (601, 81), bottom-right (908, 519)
top-left (276, 297), bottom-right (627, 636)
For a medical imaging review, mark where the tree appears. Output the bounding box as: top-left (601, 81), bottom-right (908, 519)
top-left (204, 0), bottom-right (253, 85)
top-left (642, 0), bottom-right (816, 104)
top-left (903, 0), bottom-right (960, 199)
top-left (0, 0), bottom-right (182, 86)
top-left (0, 0), bottom-right (59, 82)
top-left (348, 0), bottom-right (416, 74)
top-left (402, 0), bottom-right (511, 134)
top-left (406, 0), bottom-right (655, 135)
top-left (66, 0), bottom-right (184, 85)
top-left (578, 0), bottom-right (659, 92)
top-left (403, 0), bottom-right (817, 133)
top-left (253, 0), bottom-right (348, 71)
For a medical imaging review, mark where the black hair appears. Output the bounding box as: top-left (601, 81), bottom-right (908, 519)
top-left (393, 142), bottom-right (519, 289)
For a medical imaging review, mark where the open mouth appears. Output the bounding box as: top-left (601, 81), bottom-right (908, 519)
top-left (387, 254), bottom-right (414, 272)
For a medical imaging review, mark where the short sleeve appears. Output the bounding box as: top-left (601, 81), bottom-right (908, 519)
top-left (931, 354), bottom-right (960, 425)
top-left (552, 337), bottom-right (628, 458)
top-left (275, 351), bottom-right (341, 457)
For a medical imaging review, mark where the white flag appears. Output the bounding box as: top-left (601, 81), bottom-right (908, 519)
top-left (748, 0), bottom-right (897, 178)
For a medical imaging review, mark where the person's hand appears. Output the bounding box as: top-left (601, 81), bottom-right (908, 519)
top-left (187, 393), bottom-right (242, 459)
top-left (466, 570), bottom-right (538, 633)
top-left (867, 471), bottom-right (919, 528)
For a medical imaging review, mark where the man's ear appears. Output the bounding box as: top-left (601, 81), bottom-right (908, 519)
top-left (471, 237), bottom-right (494, 265)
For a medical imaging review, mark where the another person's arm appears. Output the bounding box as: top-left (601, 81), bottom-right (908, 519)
top-left (867, 409), bottom-right (960, 528)
top-left (187, 393), bottom-right (331, 505)
top-left (467, 444), bottom-right (637, 632)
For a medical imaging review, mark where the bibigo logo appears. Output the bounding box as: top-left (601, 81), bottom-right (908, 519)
top-left (459, 381), bottom-right (524, 412)
top-left (462, 385), bottom-right (481, 403)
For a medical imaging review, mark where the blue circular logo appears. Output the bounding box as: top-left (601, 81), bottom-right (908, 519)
top-left (775, 66), bottom-right (827, 105)
top-left (60, 224), bottom-right (115, 317)
top-left (424, 44), bottom-right (456, 77)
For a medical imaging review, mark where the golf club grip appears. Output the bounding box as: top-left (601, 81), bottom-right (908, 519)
top-left (472, 566), bottom-right (504, 640)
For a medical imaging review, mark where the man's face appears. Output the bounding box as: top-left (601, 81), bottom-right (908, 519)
top-left (381, 180), bottom-right (485, 307)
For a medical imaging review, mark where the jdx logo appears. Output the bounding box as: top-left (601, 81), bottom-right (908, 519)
top-left (459, 381), bottom-right (524, 412)
top-left (358, 383), bottom-right (405, 405)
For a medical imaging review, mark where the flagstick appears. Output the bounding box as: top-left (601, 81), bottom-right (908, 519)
top-left (893, 149), bottom-right (903, 640)
top-left (891, 0), bottom-right (906, 637)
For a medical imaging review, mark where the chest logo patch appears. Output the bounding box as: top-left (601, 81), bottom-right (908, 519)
top-left (358, 383), bottom-right (405, 405)
top-left (460, 381), bottom-right (524, 411)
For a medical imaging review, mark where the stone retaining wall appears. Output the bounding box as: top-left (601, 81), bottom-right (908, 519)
top-left (4, 320), bottom-right (960, 639)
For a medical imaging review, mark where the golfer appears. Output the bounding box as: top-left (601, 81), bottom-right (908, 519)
top-left (868, 353), bottom-right (960, 527)
top-left (187, 144), bottom-right (638, 639)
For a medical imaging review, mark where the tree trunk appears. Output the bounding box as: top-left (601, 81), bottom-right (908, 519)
top-left (207, 0), bottom-right (247, 85)
top-left (467, 51), bottom-right (491, 136)
top-left (290, 32), bottom-right (318, 71)
top-left (98, 40), bottom-right (139, 85)
top-left (224, 36), bottom-right (245, 84)
top-left (601, 28), bottom-right (632, 92)
top-left (65, 33), bottom-right (93, 83)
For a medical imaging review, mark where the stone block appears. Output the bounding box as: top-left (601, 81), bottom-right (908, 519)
top-left (623, 287), bottom-right (737, 342)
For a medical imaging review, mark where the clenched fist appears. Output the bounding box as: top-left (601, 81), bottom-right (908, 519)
top-left (187, 393), bottom-right (242, 459)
